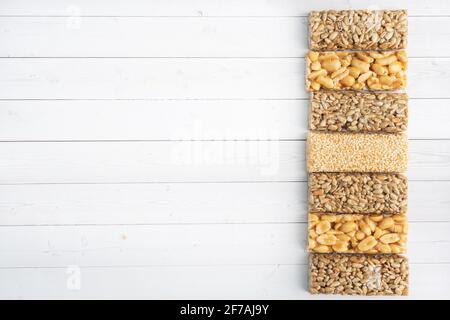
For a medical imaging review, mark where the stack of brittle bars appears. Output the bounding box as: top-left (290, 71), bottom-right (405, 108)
top-left (305, 10), bottom-right (409, 296)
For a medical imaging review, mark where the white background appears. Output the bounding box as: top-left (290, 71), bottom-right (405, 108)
top-left (0, 0), bottom-right (449, 299)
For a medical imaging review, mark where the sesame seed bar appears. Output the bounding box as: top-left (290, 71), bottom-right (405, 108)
top-left (306, 131), bottom-right (408, 173)
top-left (310, 92), bottom-right (408, 133)
top-left (309, 253), bottom-right (409, 295)
top-left (309, 172), bottom-right (407, 215)
top-left (306, 50), bottom-right (407, 91)
top-left (309, 10), bottom-right (408, 51)
top-left (308, 213), bottom-right (407, 254)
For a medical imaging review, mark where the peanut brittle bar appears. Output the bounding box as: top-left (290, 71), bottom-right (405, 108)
top-left (308, 213), bottom-right (407, 254)
top-left (306, 51), bottom-right (407, 91)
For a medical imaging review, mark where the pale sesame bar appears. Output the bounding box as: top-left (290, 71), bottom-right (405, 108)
top-left (310, 92), bottom-right (408, 133)
top-left (309, 10), bottom-right (408, 51)
top-left (309, 172), bottom-right (407, 215)
top-left (308, 213), bottom-right (407, 254)
top-left (309, 253), bottom-right (409, 295)
top-left (306, 132), bottom-right (408, 173)
top-left (306, 51), bottom-right (407, 91)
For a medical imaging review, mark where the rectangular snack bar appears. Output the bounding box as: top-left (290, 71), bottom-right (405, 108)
top-left (309, 253), bottom-right (409, 295)
top-left (310, 92), bottom-right (408, 133)
top-left (309, 172), bottom-right (407, 214)
top-left (306, 131), bottom-right (408, 173)
top-left (308, 213), bottom-right (407, 254)
top-left (306, 51), bottom-right (407, 91)
top-left (309, 10), bottom-right (408, 51)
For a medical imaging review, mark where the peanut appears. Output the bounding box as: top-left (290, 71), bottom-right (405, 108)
top-left (357, 236), bottom-right (378, 252)
top-left (316, 234), bottom-right (337, 246)
top-left (388, 62), bottom-right (403, 74)
top-left (376, 243), bottom-right (392, 253)
top-left (308, 69), bottom-right (327, 80)
top-left (374, 227), bottom-right (386, 239)
top-left (348, 66), bottom-right (361, 78)
top-left (356, 231), bottom-right (366, 240)
top-left (316, 221), bottom-right (331, 234)
top-left (311, 61), bottom-right (321, 71)
top-left (318, 53), bottom-right (338, 61)
top-left (310, 82), bottom-right (321, 91)
top-left (332, 69), bottom-right (349, 81)
top-left (336, 234), bottom-right (351, 242)
top-left (308, 51), bottom-right (319, 62)
top-left (364, 217), bottom-right (377, 232)
top-left (359, 221), bottom-right (372, 236)
top-left (330, 67), bottom-right (347, 78)
top-left (316, 76), bottom-right (334, 89)
top-left (332, 241), bottom-right (348, 252)
top-left (380, 75), bottom-right (394, 86)
top-left (351, 59), bottom-right (370, 73)
top-left (315, 245), bottom-right (330, 253)
top-left (370, 216), bottom-right (384, 222)
top-left (369, 52), bottom-right (386, 59)
top-left (320, 215), bottom-right (337, 222)
top-left (321, 59), bottom-right (341, 72)
top-left (376, 54), bottom-right (397, 66)
top-left (371, 63), bottom-right (387, 75)
top-left (397, 51), bottom-right (408, 63)
top-left (379, 217), bottom-right (394, 230)
top-left (340, 222), bottom-right (357, 233)
top-left (390, 244), bottom-right (402, 254)
top-left (356, 52), bottom-right (374, 63)
top-left (340, 75), bottom-right (355, 87)
top-left (380, 233), bottom-right (401, 244)
top-left (357, 72), bottom-right (372, 83)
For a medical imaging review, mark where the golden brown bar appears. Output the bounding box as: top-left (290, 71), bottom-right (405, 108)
top-left (309, 253), bottom-right (409, 295)
top-left (309, 172), bottom-right (407, 215)
top-left (309, 10), bottom-right (408, 51)
top-left (306, 132), bottom-right (408, 173)
top-left (306, 51), bottom-right (407, 91)
top-left (310, 92), bottom-right (408, 133)
top-left (308, 213), bottom-right (407, 254)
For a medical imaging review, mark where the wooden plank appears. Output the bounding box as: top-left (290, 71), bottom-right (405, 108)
top-left (0, 100), bottom-right (304, 141)
top-left (0, 263), bottom-right (448, 299)
top-left (0, 98), bottom-right (449, 141)
top-left (0, 17), bottom-right (447, 57)
top-left (0, 181), bottom-right (448, 225)
top-left (0, 223), bottom-right (448, 268)
top-left (0, 140), bottom-right (448, 183)
top-left (1, 0), bottom-right (450, 17)
top-left (0, 58), bottom-right (447, 99)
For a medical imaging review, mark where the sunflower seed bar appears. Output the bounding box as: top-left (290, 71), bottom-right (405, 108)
top-left (309, 253), bottom-right (408, 295)
top-left (309, 173), bottom-right (407, 215)
top-left (308, 213), bottom-right (407, 254)
top-left (310, 92), bottom-right (408, 133)
top-left (306, 51), bottom-right (407, 91)
top-left (309, 10), bottom-right (408, 51)
top-left (306, 132), bottom-right (408, 173)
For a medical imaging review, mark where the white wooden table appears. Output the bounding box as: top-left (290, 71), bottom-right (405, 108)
top-left (0, 0), bottom-right (449, 300)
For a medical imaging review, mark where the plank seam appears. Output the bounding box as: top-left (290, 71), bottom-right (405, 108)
top-left (0, 262), bottom-right (447, 270)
